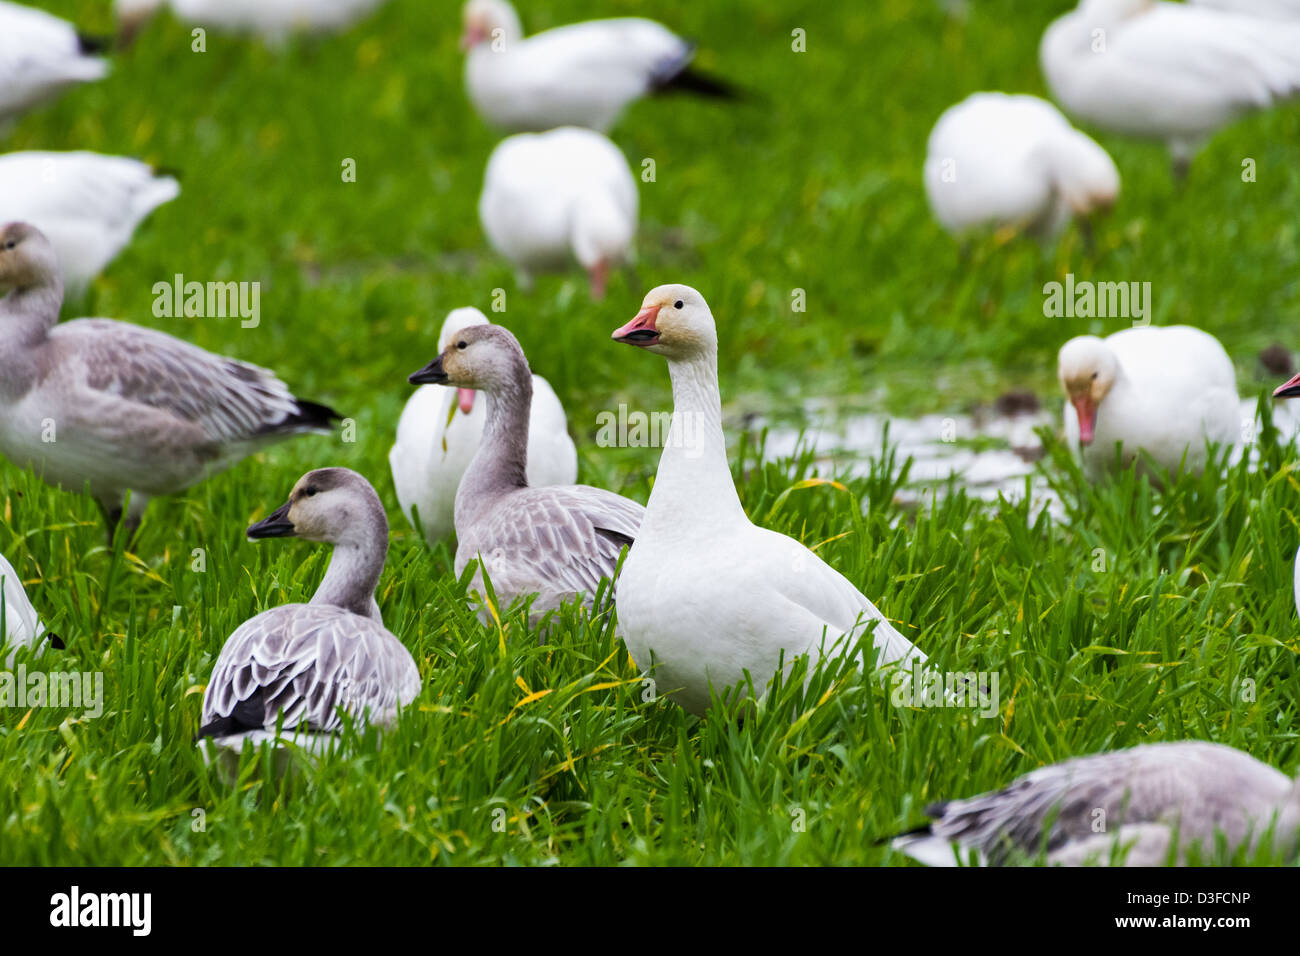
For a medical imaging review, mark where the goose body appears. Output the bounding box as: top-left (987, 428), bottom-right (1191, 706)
top-left (0, 151), bottom-right (179, 295)
top-left (1058, 325), bottom-right (1239, 480)
top-left (116, 0), bottom-right (387, 42)
top-left (892, 741), bottom-right (1300, 866)
top-left (0, 1), bottom-right (108, 128)
top-left (479, 127), bottom-right (638, 298)
top-left (389, 308), bottom-right (576, 545)
top-left (199, 469), bottom-right (420, 757)
top-left (0, 550), bottom-right (45, 668)
top-left (1041, 0), bottom-right (1300, 171)
top-left (923, 92), bottom-right (1119, 239)
top-left (0, 222), bottom-right (338, 537)
top-left (408, 325), bottom-right (643, 626)
top-left (1190, 0), bottom-right (1300, 18)
top-left (461, 0), bottom-right (733, 133)
top-left (610, 285), bottom-right (927, 716)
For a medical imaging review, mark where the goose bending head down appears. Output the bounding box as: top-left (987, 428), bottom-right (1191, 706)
top-left (1057, 335), bottom-right (1121, 446)
top-left (407, 325), bottom-right (643, 627)
top-left (610, 284), bottom-right (928, 716)
top-left (198, 468), bottom-right (420, 759)
top-left (0, 222), bottom-right (340, 542)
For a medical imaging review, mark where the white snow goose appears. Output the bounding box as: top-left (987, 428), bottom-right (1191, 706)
top-left (479, 127), bottom-right (638, 299)
top-left (0, 222), bottom-right (340, 540)
top-left (1270, 369), bottom-right (1300, 623)
top-left (389, 307), bottom-right (576, 546)
top-left (892, 741), bottom-right (1300, 865)
top-left (924, 92), bottom-right (1119, 241)
top-left (198, 468), bottom-right (420, 760)
top-left (1190, 0), bottom-right (1300, 18)
top-left (407, 324), bottom-right (643, 627)
top-left (0, 549), bottom-right (61, 667)
top-left (460, 0), bottom-right (736, 133)
top-left (115, 0), bottom-right (389, 45)
top-left (1041, 0), bottom-right (1300, 175)
top-left (0, 151), bottom-right (179, 296)
top-left (0, 1), bottom-right (108, 129)
top-left (1058, 325), bottom-right (1240, 480)
top-left (610, 284), bottom-right (927, 716)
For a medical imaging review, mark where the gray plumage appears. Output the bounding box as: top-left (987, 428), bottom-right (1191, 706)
top-left (893, 741), bottom-right (1300, 866)
top-left (0, 222), bottom-right (337, 537)
top-left (199, 468), bottom-right (420, 755)
top-left (410, 324), bottom-right (643, 624)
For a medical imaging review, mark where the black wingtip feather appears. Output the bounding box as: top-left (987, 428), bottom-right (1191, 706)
top-left (654, 66), bottom-right (742, 101)
top-left (278, 399), bottom-right (342, 433)
top-left (77, 33), bottom-right (112, 55)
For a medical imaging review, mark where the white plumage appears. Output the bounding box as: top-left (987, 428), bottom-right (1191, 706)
top-left (0, 1), bottom-right (108, 129)
top-left (612, 285), bottom-right (927, 716)
top-left (1058, 325), bottom-right (1240, 481)
top-left (923, 92), bottom-right (1119, 240)
top-left (0, 151), bottom-right (179, 295)
top-left (115, 0), bottom-right (388, 43)
top-left (390, 308), bottom-right (577, 545)
top-left (1041, 0), bottom-right (1300, 172)
top-left (0, 550), bottom-right (46, 668)
top-left (1190, 0), bottom-right (1300, 18)
top-left (479, 127), bottom-right (638, 299)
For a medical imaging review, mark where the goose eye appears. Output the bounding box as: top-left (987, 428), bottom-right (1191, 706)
top-left (1091, 372), bottom-right (1098, 380)
top-left (673, 300), bottom-right (684, 309)
top-left (456, 341), bottom-right (468, 350)
top-left (3, 240), bottom-right (15, 250)
top-left (303, 486), bottom-right (318, 497)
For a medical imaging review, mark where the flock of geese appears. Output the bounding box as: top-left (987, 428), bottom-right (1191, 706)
top-left (2, 0), bottom-right (1300, 866)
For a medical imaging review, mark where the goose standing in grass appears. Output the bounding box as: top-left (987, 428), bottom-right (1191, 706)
top-left (1058, 326), bottom-right (1240, 481)
top-left (923, 92), bottom-right (1119, 241)
top-left (0, 222), bottom-right (339, 540)
top-left (390, 308), bottom-right (576, 546)
top-left (610, 285), bottom-right (927, 716)
top-left (0, 1), bottom-right (108, 130)
top-left (460, 0), bottom-right (737, 133)
top-left (1041, 0), bottom-right (1300, 175)
top-left (115, 0), bottom-right (388, 45)
top-left (0, 151), bottom-right (179, 297)
top-left (408, 325), bottom-right (643, 626)
top-left (892, 741), bottom-right (1300, 866)
top-left (480, 127), bottom-right (638, 299)
top-left (0, 550), bottom-right (54, 668)
top-left (198, 468), bottom-right (420, 759)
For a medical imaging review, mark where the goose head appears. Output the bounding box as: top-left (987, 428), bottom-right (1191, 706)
top-left (612, 284), bottom-right (718, 361)
top-left (571, 196), bottom-right (635, 301)
top-left (1060, 133), bottom-right (1121, 217)
top-left (462, 0), bottom-right (522, 51)
top-left (248, 468), bottom-right (387, 549)
top-left (1058, 335), bottom-right (1120, 445)
top-left (0, 223), bottom-right (60, 292)
top-left (436, 307), bottom-right (490, 415)
top-left (408, 324), bottom-right (530, 398)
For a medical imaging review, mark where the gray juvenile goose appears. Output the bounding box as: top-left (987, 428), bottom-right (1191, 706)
top-left (198, 468), bottom-right (420, 757)
top-left (0, 222), bottom-right (339, 540)
top-left (408, 324), bottom-right (643, 625)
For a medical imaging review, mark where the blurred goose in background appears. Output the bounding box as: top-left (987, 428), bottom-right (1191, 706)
top-left (1190, 0), bottom-right (1300, 18)
top-left (0, 1), bottom-right (108, 130)
top-left (0, 550), bottom-right (54, 668)
top-left (0, 222), bottom-right (339, 540)
top-left (1058, 326), bottom-right (1239, 480)
top-left (390, 308), bottom-right (576, 546)
top-left (0, 151), bottom-right (179, 296)
top-left (1270, 369), bottom-right (1300, 623)
top-left (198, 468), bottom-right (421, 761)
top-left (115, 0), bottom-right (389, 44)
top-left (461, 0), bottom-right (736, 133)
top-left (480, 127), bottom-right (638, 299)
top-left (1041, 0), bottom-right (1300, 175)
top-left (408, 325), bottom-right (643, 627)
top-left (610, 285), bottom-right (927, 716)
top-left (923, 92), bottom-right (1119, 241)
top-left (892, 741), bottom-right (1300, 866)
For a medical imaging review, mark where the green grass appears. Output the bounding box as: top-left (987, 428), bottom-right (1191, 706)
top-left (1, 0), bottom-right (1298, 865)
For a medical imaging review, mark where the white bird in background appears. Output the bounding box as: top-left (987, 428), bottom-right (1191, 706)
top-left (1058, 325), bottom-right (1240, 481)
top-left (0, 1), bottom-right (108, 130)
top-left (1270, 369), bottom-right (1300, 624)
top-left (0, 151), bottom-right (179, 297)
top-left (1041, 0), bottom-right (1300, 175)
top-left (390, 307), bottom-right (577, 546)
top-left (0, 550), bottom-right (56, 668)
top-left (924, 92), bottom-right (1119, 241)
top-left (892, 741), bottom-right (1300, 866)
top-left (1190, 0), bottom-right (1300, 18)
top-left (460, 0), bottom-right (737, 133)
top-left (115, 0), bottom-right (389, 45)
top-left (611, 285), bottom-right (928, 716)
top-left (479, 126), bottom-right (638, 299)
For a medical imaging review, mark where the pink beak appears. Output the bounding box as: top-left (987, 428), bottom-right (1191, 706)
top-left (1274, 371), bottom-right (1300, 399)
top-left (1071, 394), bottom-right (1097, 445)
top-left (460, 25), bottom-right (486, 50)
top-left (612, 306), bottom-right (660, 347)
top-left (458, 388), bottom-right (476, 414)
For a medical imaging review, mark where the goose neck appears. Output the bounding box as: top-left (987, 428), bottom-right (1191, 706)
top-left (310, 516), bottom-right (388, 623)
top-left (457, 373), bottom-right (532, 525)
